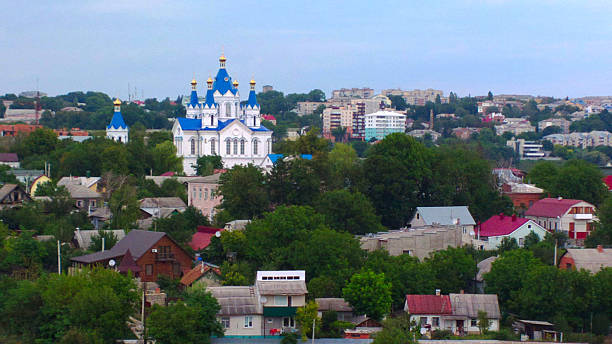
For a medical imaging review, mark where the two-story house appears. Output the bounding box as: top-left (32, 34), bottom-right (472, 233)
top-left (409, 206), bottom-right (476, 244)
top-left (525, 197), bottom-right (597, 241)
top-left (187, 173), bottom-right (222, 220)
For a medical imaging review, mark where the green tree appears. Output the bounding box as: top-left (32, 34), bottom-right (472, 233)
top-left (552, 160), bottom-right (607, 206)
top-left (424, 247), bottom-right (477, 294)
top-left (109, 184), bottom-right (140, 230)
top-left (586, 197), bottom-right (612, 247)
top-left (152, 141), bottom-right (183, 174)
top-left (296, 301), bottom-right (320, 340)
top-left (89, 230), bottom-right (119, 251)
top-left (267, 158), bottom-right (321, 206)
top-left (372, 314), bottom-right (418, 344)
top-left (487, 91), bottom-right (493, 100)
top-left (527, 161), bottom-right (559, 191)
top-left (477, 310), bottom-right (490, 334)
top-left (343, 270), bottom-right (392, 321)
top-left (193, 155), bottom-right (223, 176)
top-left (17, 128), bottom-right (59, 156)
top-left (315, 190), bottom-right (384, 235)
top-left (153, 206), bottom-right (210, 245)
top-left (218, 164), bottom-right (269, 220)
top-left (331, 126), bottom-right (347, 143)
top-left (498, 237), bottom-right (519, 253)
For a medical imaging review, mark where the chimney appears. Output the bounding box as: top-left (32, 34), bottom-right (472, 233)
top-left (512, 214), bottom-right (517, 222)
top-left (499, 213), bottom-right (505, 220)
top-left (597, 245), bottom-right (604, 253)
top-left (435, 289), bottom-right (441, 296)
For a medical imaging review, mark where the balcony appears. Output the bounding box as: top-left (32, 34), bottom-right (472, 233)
top-left (574, 214), bottom-right (593, 220)
top-left (155, 253), bottom-right (176, 261)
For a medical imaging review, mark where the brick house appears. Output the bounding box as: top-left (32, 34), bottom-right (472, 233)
top-left (501, 183), bottom-right (544, 211)
top-left (187, 173), bottom-right (222, 220)
top-left (71, 230), bottom-right (193, 282)
top-left (525, 197), bottom-right (597, 241)
top-left (558, 245), bottom-right (612, 272)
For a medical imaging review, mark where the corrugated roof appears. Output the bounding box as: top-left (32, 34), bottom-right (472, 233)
top-left (73, 229), bottom-right (125, 249)
top-left (140, 197), bottom-right (186, 209)
top-left (189, 226), bottom-right (224, 250)
top-left (525, 198), bottom-right (583, 218)
top-left (316, 298), bottom-right (353, 312)
top-left (64, 184), bottom-right (101, 199)
top-left (187, 173), bottom-right (222, 184)
top-left (479, 214), bottom-right (530, 237)
top-left (58, 176), bottom-right (101, 189)
top-left (449, 293), bottom-right (500, 318)
top-left (256, 281), bottom-right (308, 296)
top-left (0, 184), bottom-right (20, 201)
top-left (180, 262), bottom-right (221, 286)
top-left (405, 295), bottom-right (452, 315)
top-left (208, 286), bottom-right (261, 315)
top-left (564, 248), bottom-right (612, 273)
top-left (476, 256), bottom-right (498, 281)
top-left (416, 206), bottom-right (476, 226)
top-left (71, 230), bottom-right (166, 264)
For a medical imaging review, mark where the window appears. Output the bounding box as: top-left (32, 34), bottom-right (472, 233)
top-left (420, 317), bottom-right (428, 325)
top-left (211, 139), bottom-right (216, 155)
top-left (204, 188), bottom-right (208, 200)
top-left (402, 250), bottom-right (412, 256)
top-left (173, 263), bottom-right (181, 276)
top-left (283, 317), bottom-right (295, 328)
top-left (528, 224), bottom-right (531, 229)
top-left (221, 317), bottom-right (230, 328)
top-left (199, 187), bottom-right (202, 199)
top-left (519, 238), bottom-right (524, 246)
top-left (470, 319), bottom-right (478, 327)
top-left (432, 317), bottom-right (440, 327)
top-left (253, 140), bottom-right (258, 155)
top-left (190, 139), bottom-right (196, 155)
top-left (226, 102), bottom-right (232, 115)
top-left (244, 316), bottom-right (253, 328)
top-left (240, 139), bottom-right (245, 154)
top-left (233, 139), bottom-right (238, 155)
top-left (274, 296), bottom-right (288, 306)
top-left (145, 264), bottom-right (153, 276)
top-left (226, 140), bottom-right (231, 155)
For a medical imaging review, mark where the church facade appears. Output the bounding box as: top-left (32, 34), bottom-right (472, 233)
top-left (172, 55), bottom-right (272, 175)
top-left (106, 98), bottom-right (129, 143)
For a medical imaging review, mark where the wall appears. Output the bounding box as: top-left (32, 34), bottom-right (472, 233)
top-left (188, 181), bottom-right (222, 219)
top-left (485, 221), bottom-right (548, 248)
top-left (219, 315), bottom-right (263, 337)
top-left (136, 236), bottom-right (193, 282)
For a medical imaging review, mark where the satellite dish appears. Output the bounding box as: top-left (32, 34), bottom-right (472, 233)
top-left (260, 296), bottom-right (268, 303)
top-left (108, 259), bottom-right (116, 267)
top-left (215, 231), bottom-right (221, 238)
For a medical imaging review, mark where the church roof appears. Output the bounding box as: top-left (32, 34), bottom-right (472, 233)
top-left (203, 89), bottom-right (217, 108)
top-left (189, 90), bottom-right (201, 108)
top-left (107, 111), bottom-right (128, 129)
top-left (246, 89), bottom-right (259, 108)
top-left (213, 67), bottom-right (238, 95)
top-left (177, 118), bottom-right (270, 132)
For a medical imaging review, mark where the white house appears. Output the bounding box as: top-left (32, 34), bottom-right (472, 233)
top-left (172, 55), bottom-right (273, 175)
top-left (477, 214), bottom-right (548, 249)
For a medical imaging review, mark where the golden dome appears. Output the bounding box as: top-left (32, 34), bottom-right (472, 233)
top-left (250, 79), bottom-right (256, 85)
top-left (207, 76), bottom-right (213, 83)
top-left (233, 80), bottom-right (239, 86)
top-left (113, 98), bottom-right (121, 105)
top-left (219, 54), bottom-right (226, 62)
top-left (190, 78), bottom-right (197, 85)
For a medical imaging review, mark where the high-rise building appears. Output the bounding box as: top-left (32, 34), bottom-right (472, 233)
top-left (365, 110), bottom-right (406, 141)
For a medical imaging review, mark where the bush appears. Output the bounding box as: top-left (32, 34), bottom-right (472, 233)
top-left (431, 329), bottom-right (452, 339)
top-left (492, 328), bottom-right (519, 341)
top-left (565, 332), bottom-right (605, 344)
top-left (280, 333), bottom-right (298, 344)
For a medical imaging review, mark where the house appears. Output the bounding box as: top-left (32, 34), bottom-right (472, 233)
top-left (558, 246), bottom-right (612, 273)
top-left (58, 176), bottom-right (102, 193)
top-left (88, 207), bottom-right (112, 230)
top-left (409, 206), bottom-right (476, 243)
top-left (224, 220), bottom-right (250, 231)
top-left (262, 114), bottom-right (277, 125)
top-left (63, 184), bottom-right (102, 210)
top-left (189, 226), bottom-right (225, 251)
top-left (0, 153), bottom-right (19, 168)
top-left (72, 228), bottom-right (126, 250)
top-left (477, 214), bottom-right (548, 249)
top-left (259, 154), bottom-right (313, 172)
top-left (360, 225), bottom-right (463, 259)
top-left (513, 320), bottom-right (562, 342)
top-left (208, 270), bottom-right (308, 337)
top-left (71, 230), bottom-right (193, 282)
top-left (8, 169), bottom-right (45, 190)
top-left (0, 184), bottom-right (31, 209)
top-left (525, 197), bottom-right (597, 241)
top-left (180, 261), bottom-right (222, 287)
top-left (139, 197), bottom-right (187, 218)
top-left (29, 174), bottom-right (51, 196)
top-left (404, 293), bottom-right (500, 336)
top-left (501, 183), bottom-right (544, 211)
top-left (187, 173), bottom-right (222, 219)
top-left (343, 318), bottom-right (383, 339)
top-left (316, 298), bottom-right (366, 324)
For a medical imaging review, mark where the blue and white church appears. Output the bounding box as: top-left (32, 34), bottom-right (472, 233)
top-left (106, 98), bottom-right (129, 143)
top-left (172, 54), bottom-right (272, 175)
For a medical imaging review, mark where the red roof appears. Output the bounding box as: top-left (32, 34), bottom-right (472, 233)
top-left (479, 214), bottom-right (529, 237)
top-left (262, 114), bottom-right (276, 121)
top-left (180, 262), bottom-right (221, 286)
top-left (525, 198), bottom-right (583, 218)
top-left (160, 171), bottom-right (175, 176)
top-left (604, 176), bottom-right (612, 191)
top-left (0, 153), bottom-right (18, 162)
top-left (405, 295), bottom-right (452, 315)
top-left (188, 226), bottom-right (224, 251)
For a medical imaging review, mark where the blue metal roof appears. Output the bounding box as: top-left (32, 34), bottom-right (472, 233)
top-left (246, 90), bottom-right (259, 108)
top-left (213, 68), bottom-right (238, 95)
top-left (267, 154), bottom-right (312, 164)
top-left (177, 118), bottom-right (270, 132)
top-left (189, 90), bottom-right (200, 108)
top-left (204, 89), bottom-right (217, 108)
top-left (107, 111), bottom-right (128, 129)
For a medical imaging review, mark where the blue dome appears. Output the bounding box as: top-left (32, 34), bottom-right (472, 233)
top-left (212, 68), bottom-right (238, 95)
top-left (246, 89), bottom-right (259, 108)
top-left (107, 111), bottom-right (128, 129)
top-left (189, 90), bottom-right (200, 108)
top-left (203, 89), bottom-right (217, 108)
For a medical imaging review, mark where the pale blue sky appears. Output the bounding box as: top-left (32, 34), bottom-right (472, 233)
top-left (2, 0), bottom-right (611, 99)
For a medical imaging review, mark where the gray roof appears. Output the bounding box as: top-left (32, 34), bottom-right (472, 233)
top-left (208, 286), bottom-right (262, 316)
top-left (144, 175), bottom-right (202, 187)
top-left (256, 280), bottom-right (308, 296)
top-left (58, 176), bottom-right (101, 189)
top-left (316, 298), bottom-right (353, 312)
top-left (89, 206), bottom-right (111, 220)
top-left (212, 339), bottom-right (372, 344)
top-left (476, 256), bottom-right (498, 281)
top-left (71, 230), bottom-right (166, 264)
top-left (140, 197), bottom-right (186, 209)
top-left (565, 248), bottom-right (612, 273)
top-left (0, 184), bottom-right (19, 200)
top-left (415, 206), bottom-right (476, 226)
top-left (64, 184), bottom-right (101, 199)
top-left (187, 173), bottom-right (222, 184)
top-left (449, 293), bottom-right (500, 318)
top-left (73, 229), bottom-right (126, 249)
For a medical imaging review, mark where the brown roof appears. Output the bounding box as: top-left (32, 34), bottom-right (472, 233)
top-left (208, 286), bottom-right (262, 316)
top-left (0, 153), bottom-right (18, 162)
top-left (316, 298), bottom-right (353, 312)
top-left (64, 184), bottom-right (101, 199)
top-left (256, 280), bottom-right (308, 296)
top-left (564, 248), bottom-right (612, 273)
top-left (0, 184), bottom-right (30, 202)
top-left (71, 230), bottom-right (167, 264)
top-left (449, 293), bottom-right (501, 318)
top-left (180, 262), bottom-right (221, 286)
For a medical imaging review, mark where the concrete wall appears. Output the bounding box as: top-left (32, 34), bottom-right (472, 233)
top-left (219, 315), bottom-right (263, 336)
top-left (360, 227), bottom-right (462, 260)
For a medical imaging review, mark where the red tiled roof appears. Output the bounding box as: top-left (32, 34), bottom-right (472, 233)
top-left (180, 262), bottom-right (221, 286)
top-left (525, 198), bottom-right (583, 218)
top-left (160, 171), bottom-right (175, 176)
top-left (604, 176), bottom-right (612, 191)
top-left (479, 214), bottom-right (529, 237)
top-left (189, 226), bottom-right (224, 251)
top-left (405, 295), bottom-right (452, 315)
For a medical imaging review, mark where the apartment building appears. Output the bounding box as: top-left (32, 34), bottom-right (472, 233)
top-left (543, 131), bottom-right (612, 148)
top-left (364, 110), bottom-right (406, 141)
top-left (506, 139), bottom-right (545, 159)
top-left (322, 106), bottom-right (353, 140)
top-left (494, 118), bottom-right (535, 136)
top-left (331, 88), bottom-right (375, 100)
top-left (295, 101), bottom-right (324, 117)
top-left (382, 88), bottom-right (446, 105)
top-left (538, 118), bottom-right (571, 134)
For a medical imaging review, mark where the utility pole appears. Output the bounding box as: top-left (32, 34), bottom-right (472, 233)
top-left (102, 237), bottom-right (105, 252)
top-left (142, 281), bottom-right (147, 344)
top-left (57, 240), bottom-right (61, 274)
top-left (312, 318), bottom-right (315, 344)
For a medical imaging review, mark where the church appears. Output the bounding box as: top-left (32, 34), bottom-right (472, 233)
top-left (172, 54), bottom-right (273, 175)
top-left (106, 98), bottom-right (129, 143)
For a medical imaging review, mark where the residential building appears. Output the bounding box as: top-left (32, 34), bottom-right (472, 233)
top-left (382, 88), bottom-right (446, 105)
top-left (63, 184), bottom-right (102, 210)
top-left (331, 88), bottom-right (374, 100)
top-left (409, 206), bottom-right (476, 243)
top-left (0, 124), bottom-right (42, 137)
top-left (407, 129), bottom-right (441, 141)
top-left (208, 286), bottom-right (263, 337)
top-left (452, 127), bottom-right (480, 140)
top-left (359, 225), bottom-right (463, 259)
top-left (295, 101), bottom-right (324, 117)
top-left (538, 118), bottom-right (571, 134)
top-left (492, 168), bottom-right (525, 184)
top-left (140, 197), bottom-right (186, 218)
top-left (145, 175), bottom-right (202, 187)
top-left (477, 100), bottom-right (501, 114)
top-left (525, 198), bottom-right (597, 241)
top-left (316, 298), bottom-right (365, 324)
top-left (180, 261), bottom-right (222, 287)
top-left (501, 183), bottom-right (544, 210)
top-left (261, 114), bottom-right (276, 125)
top-left (506, 139), bottom-right (545, 159)
top-left (477, 214), bottom-right (548, 249)
top-left (173, 55), bottom-right (273, 174)
top-left (543, 131), bottom-right (612, 148)
top-left (187, 173), bottom-right (222, 219)
top-left (365, 111), bottom-right (406, 141)
top-left (9, 169), bottom-right (45, 190)
top-left (0, 184), bottom-right (31, 209)
top-left (29, 174), bottom-right (51, 195)
top-left (262, 85), bottom-right (273, 93)
top-left (0, 153), bottom-right (19, 168)
top-left (404, 293), bottom-right (500, 336)
top-left (482, 112), bottom-right (504, 123)
top-left (58, 176), bottom-right (102, 193)
top-left (512, 320), bottom-right (562, 342)
top-left (558, 246), bottom-right (612, 272)
top-left (494, 118), bottom-right (535, 136)
top-left (224, 220), bottom-right (251, 231)
top-left (106, 99), bottom-right (129, 143)
top-left (343, 319), bottom-right (383, 339)
top-left (322, 106), bottom-right (353, 140)
top-left (475, 256), bottom-right (497, 293)
top-left (71, 230), bottom-right (193, 282)
top-left (72, 228), bottom-right (126, 250)
top-left (189, 226), bottom-right (225, 251)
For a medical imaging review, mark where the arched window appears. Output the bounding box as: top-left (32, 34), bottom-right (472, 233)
top-left (190, 138), bottom-right (196, 155)
top-left (240, 139), bottom-right (245, 155)
top-left (233, 139), bottom-right (238, 155)
top-left (226, 140), bottom-right (231, 155)
top-left (211, 139), bottom-right (216, 155)
top-left (225, 102), bottom-right (232, 116)
top-left (253, 140), bottom-right (258, 155)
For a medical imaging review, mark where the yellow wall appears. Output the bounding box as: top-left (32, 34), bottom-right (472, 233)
top-left (30, 175), bottom-right (51, 195)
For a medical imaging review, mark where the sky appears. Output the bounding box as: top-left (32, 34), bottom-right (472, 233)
top-left (2, 0), bottom-right (612, 100)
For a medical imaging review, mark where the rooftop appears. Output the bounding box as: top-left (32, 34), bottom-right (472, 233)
top-left (414, 206), bottom-right (476, 226)
top-left (525, 198), bottom-right (585, 218)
